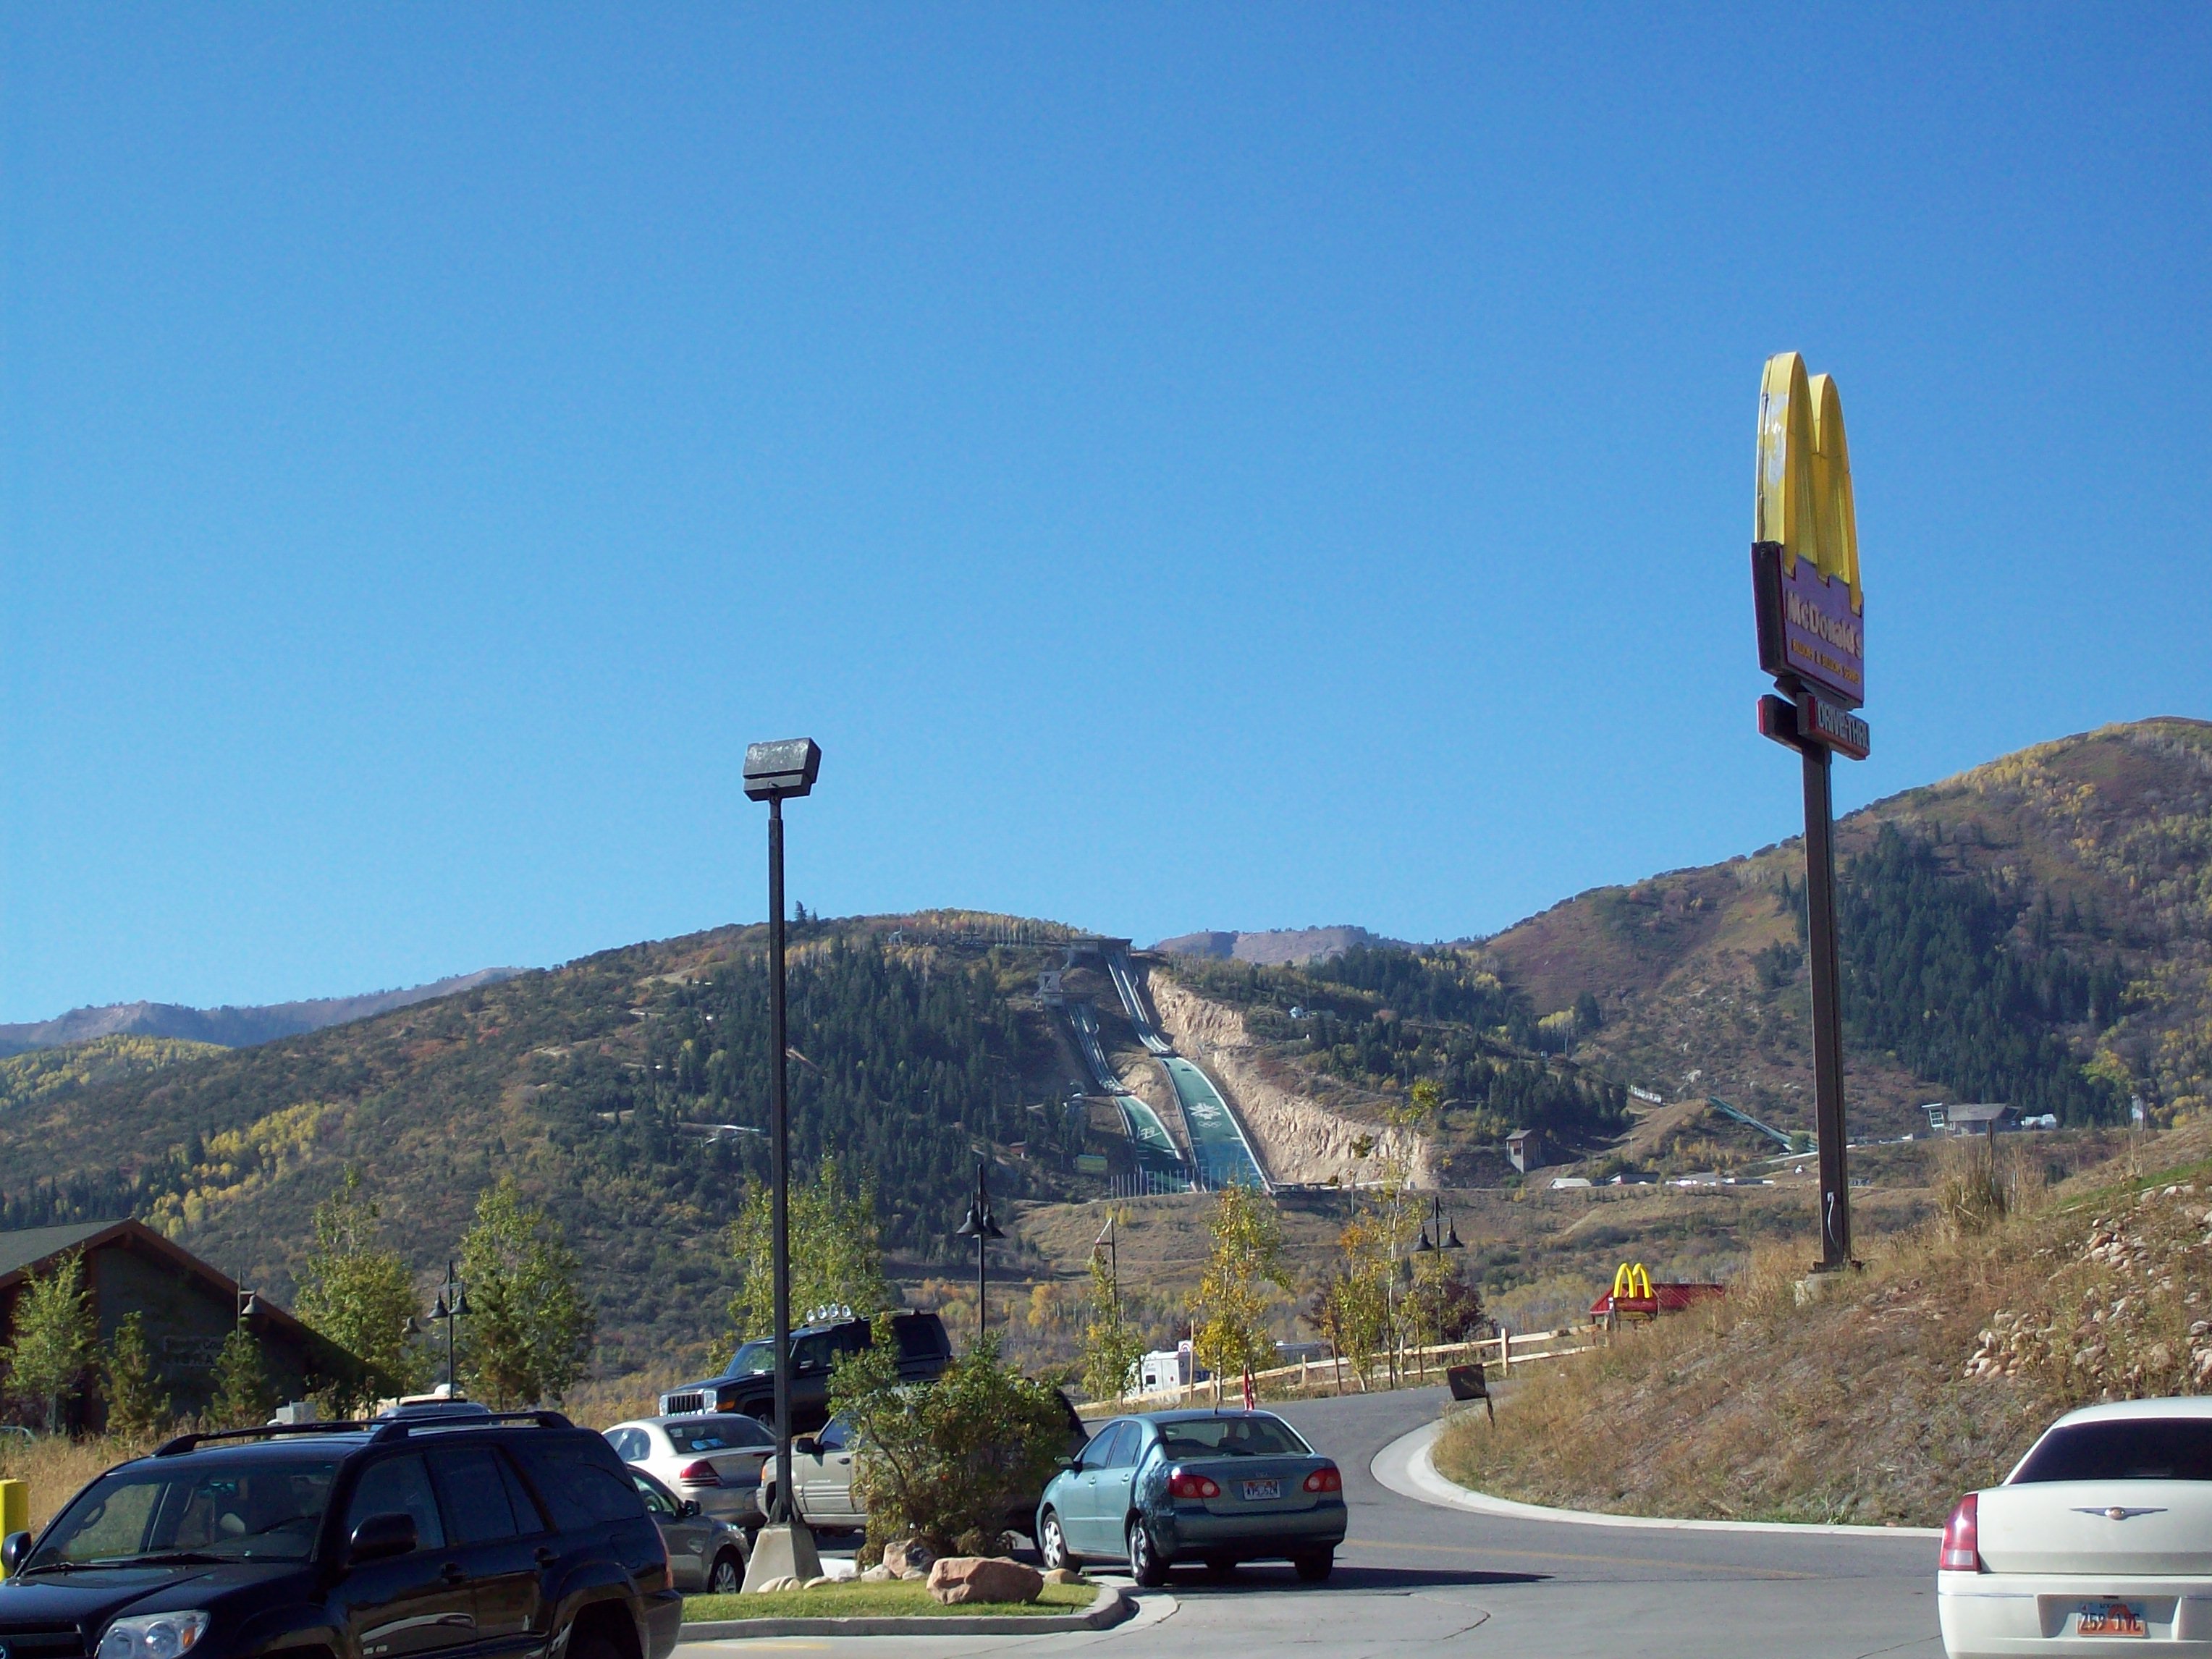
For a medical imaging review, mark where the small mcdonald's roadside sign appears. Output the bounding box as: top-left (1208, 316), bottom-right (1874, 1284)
top-left (1590, 1262), bottom-right (1726, 1329)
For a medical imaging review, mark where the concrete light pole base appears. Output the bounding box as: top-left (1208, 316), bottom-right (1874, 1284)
top-left (741, 1522), bottom-right (822, 1592)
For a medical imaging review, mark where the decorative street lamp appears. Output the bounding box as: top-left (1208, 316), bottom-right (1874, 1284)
top-left (1414, 1194), bottom-right (1465, 1254)
top-left (955, 1159), bottom-right (1005, 1345)
top-left (741, 737), bottom-right (822, 1593)
top-left (428, 1262), bottom-right (470, 1393)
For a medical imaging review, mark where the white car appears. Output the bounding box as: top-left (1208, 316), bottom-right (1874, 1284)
top-left (1941, 1396), bottom-right (2212, 1656)
top-left (605, 1412), bottom-right (775, 1528)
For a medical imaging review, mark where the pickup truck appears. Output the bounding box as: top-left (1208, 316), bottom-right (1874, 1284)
top-left (658, 1310), bottom-right (951, 1433)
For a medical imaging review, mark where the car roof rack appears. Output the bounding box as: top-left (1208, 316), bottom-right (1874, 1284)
top-left (154, 1421), bottom-right (375, 1456)
top-left (370, 1409), bottom-right (574, 1442)
top-left (153, 1409), bottom-right (573, 1458)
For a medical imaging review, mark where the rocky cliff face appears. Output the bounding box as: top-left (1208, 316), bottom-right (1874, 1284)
top-left (1147, 971), bottom-right (1435, 1187)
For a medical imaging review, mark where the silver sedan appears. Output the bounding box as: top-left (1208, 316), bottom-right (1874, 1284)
top-left (607, 1412), bottom-right (774, 1528)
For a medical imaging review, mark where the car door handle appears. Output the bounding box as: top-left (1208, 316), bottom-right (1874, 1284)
top-left (442, 1561), bottom-right (468, 1584)
top-left (534, 1547), bottom-right (557, 1566)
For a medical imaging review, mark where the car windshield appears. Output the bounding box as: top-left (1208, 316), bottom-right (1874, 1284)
top-left (666, 1417), bottom-right (772, 1454)
top-left (725, 1341), bottom-right (774, 1377)
top-left (2014, 1419), bottom-right (2212, 1482)
top-left (1156, 1416), bottom-right (1311, 1459)
top-left (28, 1453), bottom-right (342, 1569)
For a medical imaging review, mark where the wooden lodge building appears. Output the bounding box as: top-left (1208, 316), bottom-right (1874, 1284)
top-left (0, 1218), bottom-right (352, 1430)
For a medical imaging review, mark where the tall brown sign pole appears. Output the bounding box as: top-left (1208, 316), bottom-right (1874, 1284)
top-left (1749, 353), bottom-right (1869, 1275)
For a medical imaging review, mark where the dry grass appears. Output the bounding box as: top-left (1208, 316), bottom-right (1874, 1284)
top-left (0, 1432), bottom-right (149, 1530)
top-left (1435, 1125), bottom-right (2212, 1528)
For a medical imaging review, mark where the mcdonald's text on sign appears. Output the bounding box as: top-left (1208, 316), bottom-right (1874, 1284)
top-left (1750, 351), bottom-right (1865, 713)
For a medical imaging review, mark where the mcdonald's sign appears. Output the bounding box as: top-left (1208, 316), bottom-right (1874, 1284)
top-left (1751, 353), bottom-right (1865, 712)
top-left (1611, 1262), bottom-right (1655, 1302)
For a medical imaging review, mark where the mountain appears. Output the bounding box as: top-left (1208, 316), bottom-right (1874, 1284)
top-left (1152, 926), bottom-right (1411, 966)
top-left (1480, 716), bottom-right (2212, 1137)
top-left (0, 968), bottom-right (525, 1058)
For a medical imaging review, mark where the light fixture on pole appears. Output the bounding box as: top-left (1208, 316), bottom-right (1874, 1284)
top-left (955, 1159), bottom-right (1005, 1343)
top-left (740, 736), bottom-right (824, 1594)
top-left (428, 1261), bottom-right (469, 1393)
top-left (1414, 1194), bottom-right (1465, 1254)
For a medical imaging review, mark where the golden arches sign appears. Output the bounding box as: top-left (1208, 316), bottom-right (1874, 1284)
top-left (1755, 353), bottom-right (1859, 609)
top-left (1752, 353), bottom-right (1865, 710)
top-left (1611, 1262), bottom-right (1654, 1301)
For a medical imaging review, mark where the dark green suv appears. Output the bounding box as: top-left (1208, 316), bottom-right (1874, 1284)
top-left (0, 1411), bottom-right (681, 1659)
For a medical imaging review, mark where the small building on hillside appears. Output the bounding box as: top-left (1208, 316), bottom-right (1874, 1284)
top-left (0, 1219), bottom-right (353, 1432)
top-left (1927, 1103), bottom-right (2017, 1139)
top-left (1507, 1128), bottom-right (1548, 1174)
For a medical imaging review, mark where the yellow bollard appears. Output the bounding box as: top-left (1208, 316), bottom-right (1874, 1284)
top-left (0, 1478), bottom-right (28, 1576)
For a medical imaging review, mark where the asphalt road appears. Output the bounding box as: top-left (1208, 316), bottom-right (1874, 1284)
top-left (676, 1385), bottom-right (1943, 1659)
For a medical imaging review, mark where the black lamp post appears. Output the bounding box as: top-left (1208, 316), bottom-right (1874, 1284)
top-left (428, 1262), bottom-right (470, 1393)
top-left (955, 1160), bottom-right (1005, 1345)
top-left (743, 738), bottom-right (821, 1533)
top-left (1414, 1194), bottom-right (1465, 1254)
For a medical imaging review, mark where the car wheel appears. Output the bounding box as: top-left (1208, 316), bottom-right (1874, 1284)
top-left (1127, 1518), bottom-right (1169, 1587)
top-left (1039, 1510), bottom-right (1080, 1572)
top-left (1293, 1550), bottom-right (1334, 1583)
top-left (708, 1550), bottom-right (744, 1594)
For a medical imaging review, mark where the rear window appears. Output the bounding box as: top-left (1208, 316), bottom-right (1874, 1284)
top-left (664, 1417), bottom-right (772, 1455)
top-left (514, 1436), bottom-right (649, 1528)
top-left (2014, 1420), bottom-right (2212, 1483)
top-left (1157, 1416), bottom-right (1312, 1459)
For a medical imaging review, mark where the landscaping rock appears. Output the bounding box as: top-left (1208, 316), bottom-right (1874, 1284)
top-left (882, 1539), bottom-right (936, 1580)
top-left (926, 1556), bottom-right (1044, 1605)
top-left (803, 1576), bottom-right (837, 1590)
top-left (1042, 1567), bottom-right (1085, 1586)
top-left (748, 1576), bottom-right (800, 1595)
top-left (858, 1564), bottom-right (895, 1583)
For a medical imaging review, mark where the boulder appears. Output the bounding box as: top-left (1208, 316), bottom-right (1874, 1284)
top-left (748, 1576), bottom-right (800, 1595)
top-left (802, 1576), bottom-right (837, 1590)
top-left (882, 1538), bottom-right (937, 1581)
top-left (858, 1563), bottom-right (895, 1583)
top-left (1042, 1567), bottom-right (1086, 1586)
top-left (926, 1556), bottom-right (1045, 1606)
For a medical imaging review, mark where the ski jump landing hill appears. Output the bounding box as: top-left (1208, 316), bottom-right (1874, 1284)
top-left (1050, 940), bottom-right (1270, 1193)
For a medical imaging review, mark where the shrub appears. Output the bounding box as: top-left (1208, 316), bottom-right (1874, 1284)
top-left (831, 1322), bottom-right (1070, 1557)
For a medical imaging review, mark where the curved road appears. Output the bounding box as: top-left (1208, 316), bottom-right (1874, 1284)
top-left (677, 1386), bottom-right (1941, 1658)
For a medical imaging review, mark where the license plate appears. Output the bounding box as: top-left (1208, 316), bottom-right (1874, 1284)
top-left (1241, 1479), bottom-right (1280, 1502)
top-left (2076, 1601), bottom-right (2147, 1638)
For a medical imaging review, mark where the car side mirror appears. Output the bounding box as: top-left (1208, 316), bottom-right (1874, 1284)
top-left (1, 1531), bottom-right (30, 1576)
top-left (680, 1499), bottom-right (701, 1519)
top-left (347, 1511), bottom-right (418, 1564)
top-left (793, 1436), bottom-right (821, 1458)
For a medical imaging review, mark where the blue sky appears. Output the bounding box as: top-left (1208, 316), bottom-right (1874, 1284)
top-left (4, 7), bottom-right (2207, 1021)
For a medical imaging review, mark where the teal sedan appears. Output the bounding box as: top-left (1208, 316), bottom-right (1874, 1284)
top-left (1034, 1409), bottom-right (1346, 1585)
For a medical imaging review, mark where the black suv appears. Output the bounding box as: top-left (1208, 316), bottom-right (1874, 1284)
top-left (0, 1411), bottom-right (681, 1659)
top-left (657, 1312), bottom-right (950, 1432)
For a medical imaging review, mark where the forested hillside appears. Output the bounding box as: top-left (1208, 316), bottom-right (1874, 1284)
top-left (0, 916), bottom-right (1089, 1372)
top-left (1485, 717), bottom-right (2212, 1136)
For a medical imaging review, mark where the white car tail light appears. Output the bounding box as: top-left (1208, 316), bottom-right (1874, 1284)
top-left (1941, 1492), bottom-right (1983, 1572)
top-left (680, 1459), bottom-right (722, 1485)
top-left (1168, 1468), bottom-right (1221, 1499)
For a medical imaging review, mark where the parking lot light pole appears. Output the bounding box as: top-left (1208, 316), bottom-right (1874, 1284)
top-left (956, 1160), bottom-right (1004, 1347)
top-left (741, 739), bottom-right (822, 1594)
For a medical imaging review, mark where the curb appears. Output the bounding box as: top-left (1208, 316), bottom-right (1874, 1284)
top-left (678, 1584), bottom-right (1134, 1639)
top-left (1375, 1419), bottom-right (1943, 1540)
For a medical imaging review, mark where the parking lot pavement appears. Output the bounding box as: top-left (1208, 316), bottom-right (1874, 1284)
top-left (674, 1387), bottom-right (1944, 1659)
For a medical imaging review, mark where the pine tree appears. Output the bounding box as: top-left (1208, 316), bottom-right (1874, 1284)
top-left (102, 1311), bottom-right (172, 1444)
top-left (209, 1324), bottom-right (275, 1429)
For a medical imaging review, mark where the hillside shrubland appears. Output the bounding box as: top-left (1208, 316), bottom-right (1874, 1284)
top-left (1436, 1123), bottom-right (2212, 1527)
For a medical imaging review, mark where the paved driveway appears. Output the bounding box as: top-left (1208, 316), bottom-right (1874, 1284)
top-left (676, 1385), bottom-right (1943, 1659)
